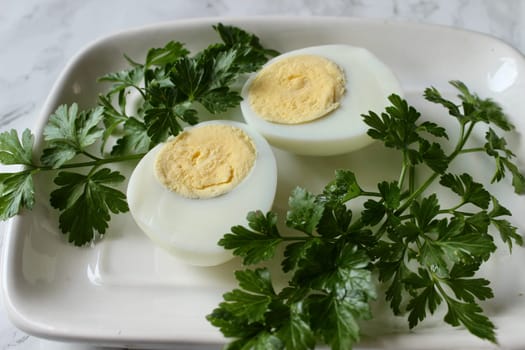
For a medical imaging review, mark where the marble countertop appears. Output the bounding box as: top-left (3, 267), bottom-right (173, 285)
top-left (1, 0), bottom-right (524, 349)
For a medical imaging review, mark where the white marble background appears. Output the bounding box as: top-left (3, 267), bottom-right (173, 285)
top-left (1, 0), bottom-right (524, 349)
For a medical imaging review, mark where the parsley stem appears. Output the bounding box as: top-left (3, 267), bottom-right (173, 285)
top-left (81, 151), bottom-right (102, 161)
top-left (396, 208), bottom-right (474, 220)
top-left (448, 122), bottom-right (476, 161)
top-left (361, 191), bottom-right (382, 197)
top-left (395, 172), bottom-right (440, 215)
top-left (394, 122), bottom-right (477, 216)
top-left (280, 236), bottom-right (311, 242)
top-left (373, 220), bottom-right (388, 239)
top-left (398, 159), bottom-right (408, 187)
top-left (459, 147), bottom-right (485, 154)
top-left (444, 201), bottom-right (466, 212)
top-left (132, 85), bottom-right (147, 99)
top-left (37, 153), bottom-right (145, 171)
top-left (438, 208), bottom-right (473, 216)
top-left (408, 164), bottom-right (416, 194)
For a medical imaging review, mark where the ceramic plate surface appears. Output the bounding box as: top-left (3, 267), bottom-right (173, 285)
top-left (2, 17), bottom-right (525, 349)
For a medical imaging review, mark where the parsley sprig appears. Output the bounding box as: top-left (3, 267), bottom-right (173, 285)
top-left (0, 24), bottom-right (277, 245)
top-left (98, 22), bottom-right (278, 148)
top-left (208, 81), bottom-right (524, 349)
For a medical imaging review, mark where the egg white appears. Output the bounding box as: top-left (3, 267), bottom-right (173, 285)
top-left (240, 44), bottom-right (403, 156)
top-left (126, 120), bottom-right (277, 266)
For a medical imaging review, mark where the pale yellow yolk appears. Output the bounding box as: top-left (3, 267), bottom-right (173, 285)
top-left (154, 125), bottom-right (256, 199)
top-left (248, 54), bottom-right (346, 124)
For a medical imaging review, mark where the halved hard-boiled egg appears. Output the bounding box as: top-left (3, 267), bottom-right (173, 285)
top-left (127, 120), bottom-right (277, 266)
top-left (240, 44), bottom-right (403, 156)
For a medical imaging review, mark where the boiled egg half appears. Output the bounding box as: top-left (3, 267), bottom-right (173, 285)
top-left (127, 120), bottom-right (277, 266)
top-left (240, 44), bottom-right (403, 156)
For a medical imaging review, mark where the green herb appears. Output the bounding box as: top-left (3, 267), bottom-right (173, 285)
top-left (208, 81), bottom-right (524, 349)
top-left (0, 130), bottom-right (36, 219)
top-left (0, 23), bottom-right (277, 245)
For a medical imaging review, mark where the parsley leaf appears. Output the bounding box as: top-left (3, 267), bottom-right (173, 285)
top-left (143, 90), bottom-right (198, 143)
top-left (419, 140), bottom-right (448, 173)
top-left (364, 94), bottom-right (422, 150)
top-left (294, 244), bottom-right (374, 299)
top-left (98, 66), bottom-right (144, 96)
top-left (0, 172), bottom-right (35, 220)
top-left (98, 94), bottom-right (129, 152)
top-left (50, 168), bottom-right (128, 245)
top-left (0, 129), bottom-right (35, 166)
top-left (219, 211), bottom-right (283, 265)
top-left (286, 187), bottom-right (324, 235)
top-left (199, 87), bottom-right (243, 114)
top-left (423, 86), bottom-right (463, 119)
top-left (170, 56), bottom-right (209, 99)
top-left (322, 170), bottom-right (362, 204)
top-left (405, 269), bottom-right (443, 328)
top-left (410, 194), bottom-right (440, 231)
top-left (491, 218), bottom-right (522, 251)
top-left (375, 247), bottom-right (412, 315)
top-left (364, 95), bottom-right (448, 174)
top-left (303, 245), bottom-right (375, 349)
top-left (440, 173), bottom-right (491, 209)
top-left (144, 41), bottom-right (189, 69)
top-left (452, 80), bottom-right (513, 131)
top-left (221, 269), bottom-right (275, 323)
top-left (275, 302), bottom-right (316, 350)
top-left (484, 128), bottom-right (525, 193)
top-left (361, 199), bottom-right (386, 226)
top-left (213, 23), bottom-right (280, 72)
top-left (308, 293), bottom-right (364, 350)
top-left (317, 201), bottom-right (356, 239)
top-left (282, 239), bottom-right (321, 273)
top-left (207, 268), bottom-right (287, 350)
top-left (0, 129), bottom-right (36, 219)
top-left (420, 216), bottom-right (496, 271)
top-left (41, 104), bottom-right (104, 168)
top-left (418, 121), bottom-right (448, 139)
top-left (444, 298), bottom-right (496, 343)
top-left (378, 181), bottom-right (401, 210)
top-left (110, 117), bottom-right (151, 156)
top-left (444, 263), bottom-right (493, 303)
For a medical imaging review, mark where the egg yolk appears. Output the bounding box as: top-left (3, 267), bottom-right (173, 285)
top-left (248, 54), bottom-right (346, 124)
top-left (154, 124), bottom-right (256, 199)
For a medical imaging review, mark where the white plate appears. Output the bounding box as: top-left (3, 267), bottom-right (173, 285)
top-left (3, 17), bottom-right (525, 349)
